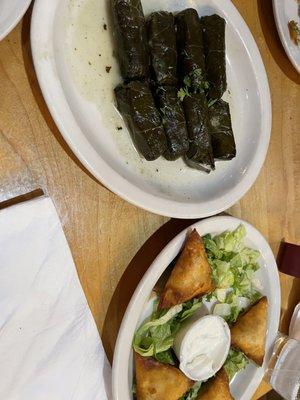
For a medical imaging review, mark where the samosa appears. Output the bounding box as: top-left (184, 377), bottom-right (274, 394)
top-left (231, 296), bottom-right (268, 366)
top-left (135, 352), bottom-right (193, 399)
top-left (197, 368), bottom-right (234, 400)
top-left (159, 229), bottom-right (214, 309)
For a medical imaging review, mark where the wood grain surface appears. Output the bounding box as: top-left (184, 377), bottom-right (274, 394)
top-left (0, 1), bottom-right (299, 398)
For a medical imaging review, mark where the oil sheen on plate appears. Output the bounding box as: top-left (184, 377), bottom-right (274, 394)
top-left (64, 0), bottom-right (237, 201)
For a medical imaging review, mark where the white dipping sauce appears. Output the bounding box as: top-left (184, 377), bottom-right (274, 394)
top-left (174, 315), bottom-right (231, 381)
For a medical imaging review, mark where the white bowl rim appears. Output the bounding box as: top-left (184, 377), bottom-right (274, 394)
top-left (30, 0), bottom-right (271, 219)
top-left (272, 0), bottom-right (300, 74)
top-left (0, 0), bottom-right (32, 41)
top-left (112, 216), bottom-right (281, 400)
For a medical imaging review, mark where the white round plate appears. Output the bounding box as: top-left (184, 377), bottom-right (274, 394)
top-left (31, 0), bottom-right (271, 218)
top-left (112, 216), bottom-right (280, 400)
top-left (0, 0), bottom-right (32, 41)
top-left (273, 0), bottom-right (300, 73)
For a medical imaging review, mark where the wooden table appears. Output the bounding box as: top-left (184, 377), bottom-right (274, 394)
top-left (0, 0), bottom-right (299, 398)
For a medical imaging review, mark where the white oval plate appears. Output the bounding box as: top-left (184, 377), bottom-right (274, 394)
top-left (31, 0), bottom-right (271, 219)
top-left (273, 0), bottom-right (300, 73)
top-left (112, 216), bottom-right (280, 400)
top-left (0, 0), bottom-right (32, 41)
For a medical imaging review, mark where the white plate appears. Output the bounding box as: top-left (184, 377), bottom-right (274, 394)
top-left (112, 216), bottom-right (281, 400)
top-left (0, 0), bottom-right (32, 41)
top-left (273, 0), bottom-right (300, 73)
top-left (31, 0), bottom-right (271, 219)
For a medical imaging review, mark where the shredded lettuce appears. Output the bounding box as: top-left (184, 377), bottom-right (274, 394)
top-left (133, 299), bottom-right (202, 362)
top-left (224, 349), bottom-right (249, 381)
top-left (203, 225), bottom-right (263, 323)
top-left (180, 381), bottom-right (202, 400)
top-left (132, 381), bottom-right (136, 397)
top-left (214, 224), bottom-right (246, 252)
top-left (133, 224), bottom-right (263, 383)
top-left (154, 349), bottom-right (175, 365)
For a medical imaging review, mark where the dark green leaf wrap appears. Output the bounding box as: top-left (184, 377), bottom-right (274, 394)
top-left (156, 86), bottom-right (189, 160)
top-left (209, 99), bottom-right (236, 160)
top-left (183, 92), bottom-right (215, 172)
top-left (111, 0), bottom-right (149, 80)
top-left (115, 81), bottom-right (167, 160)
top-left (176, 8), bottom-right (207, 91)
top-left (202, 14), bottom-right (227, 100)
top-left (148, 12), bottom-right (177, 86)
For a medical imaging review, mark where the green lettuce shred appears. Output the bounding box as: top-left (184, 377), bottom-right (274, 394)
top-left (180, 381), bottom-right (203, 400)
top-left (224, 349), bottom-right (249, 381)
top-left (133, 224), bottom-right (263, 384)
top-left (133, 299), bottom-right (202, 361)
top-left (203, 225), bottom-right (263, 324)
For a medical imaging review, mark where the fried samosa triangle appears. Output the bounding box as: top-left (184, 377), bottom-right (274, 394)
top-left (135, 352), bottom-right (193, 400)
top-left (231, 296), bottom-right (268, 366)
top-left (197, 368), bottom-right (234, 400)
top-left (159, 229), bottom-right (214, 309)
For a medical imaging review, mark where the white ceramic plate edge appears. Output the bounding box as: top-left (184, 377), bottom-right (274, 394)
top-left (112, 216), bottom-right (281, 400)
top-left (272, 0), bottom-right (300, 74)
top-left (31, 0), bottom-right (271, 219)
top-left (0, 0), bottom-right (32, 41)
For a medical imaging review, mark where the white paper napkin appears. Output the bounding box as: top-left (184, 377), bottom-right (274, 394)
top-left (0, 196), bottom-right (112, 400)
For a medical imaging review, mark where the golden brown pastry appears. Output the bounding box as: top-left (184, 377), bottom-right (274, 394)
top-left (135, 352), bottom-right (193, 400)
top-left (159, 229), bottom-right (214, 309)
top-left (231, 296), bottom-right (268, 366)
top-left (197, 368), bottom-right (234, 400)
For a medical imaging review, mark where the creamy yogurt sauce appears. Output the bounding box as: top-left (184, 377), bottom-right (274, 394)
top-left (174, 315), bottom-right (231, 381)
